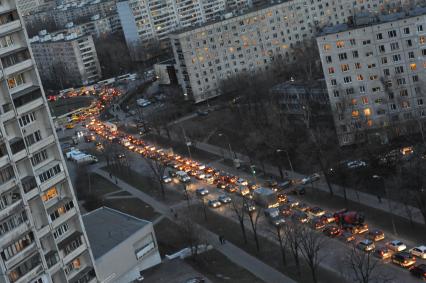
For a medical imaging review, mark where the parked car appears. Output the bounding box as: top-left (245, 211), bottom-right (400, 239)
top-left (366, 229), bottom-right (385, 242)
top-left (339, 231), bottom-right (355, 243)
top-left (264, 207), bottom-right (280, 219)
top-left (323, 226), bottom-right (342, 238)
top-left (357, 239), bottom-right (375, 252)
top-left (346, 160), bottom-right (367, 169)
top-left (392, 252), bottom-right (416, 268)
top-left (208, 199), bottom-right (222, 208)
top-left (277, 192), bottom-right (288, 203)
top-left (162, 176), bottom-right (172, 183)
top-left (301, 173), bottom-right (320, 184)
top-left (409, 246), bottom-right (426, 259)
top-left (205, 174), bottom-right (214, 184)
top-left (270, 216), bottom-right (286, 227)
top-left (244, 203), bottom-right (256, 213)
top-left (374, 247), bottom-right (391, 259)
top-left (386, 240), bottom-right (407, 252)
top-left (410, 264), bottom-right (426, 280)
top-left (292, 211), bottom-right (309, 223)
top-left (218, 194), bottom-right (232, 204)
top-left (287, 197), bottom-right (299, 208)
top-left (195, 188), bottom-right (209, 196)
top-left (236, 178), bottom-right (248, 186)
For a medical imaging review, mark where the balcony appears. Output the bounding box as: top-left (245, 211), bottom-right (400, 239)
top-left (4, 242), bottom-right (36, 270)
top-left (28, 134), bottom-right (55, 155)
top-left (0, 19), bottom-right (21, 37)
top-left (0, 221), bottom-right (29, 246)
top-left (45, 250), bottom-right (60, 268)
top-left (4, 59), bottom-right (32, 77)
top-left (69, 266), bottom-right (96, 283)
top-left (58, 231), bottom-right (85, 263)
top-left (9, 137), bottom-right (25, 162)
top-left (0, 178), bottom-right (15, 195)
top-left (51, 206), bottom-right (76, 229)
top-left (21, 175), bottom-right (37, 194)
top-left (16, 96), bottom-right (43, 116)
top-left (0, 154), bottom-right (9, 169)
top-left (8, 253), bottom-right (42, 283)
top-left (0, 198), bottom-right (22, 222)
top-left (12, 86), bottom-right (41, 109)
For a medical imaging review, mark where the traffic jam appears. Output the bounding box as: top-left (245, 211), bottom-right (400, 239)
top-left (62, 89), bottom-right (426, 281)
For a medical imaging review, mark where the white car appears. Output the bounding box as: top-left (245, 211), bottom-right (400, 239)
top-left (208, 199), bottom-right (222, 208)
top-left (347, 160), bottom-right (367, 169)
top-left (386, 240), bottom-right (407, 252)
top-left (409, 245), bottom-right (426, 259)
top-left (205, 174), bottom-right (214, 184)
top-left (301, 173), bottom-right (320, 185)
top-left (196, 188), bottom-right (209, 196)
top-left (236, 178), bottom-right (248, 186)
top-left (162, 176), bottom-right (172, 183)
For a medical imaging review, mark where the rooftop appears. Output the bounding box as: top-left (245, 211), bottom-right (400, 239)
top-left (82, 206), bottom-right (150, 259)
top-left (271, 79), bottom-right (326, 92)
top-left (29, 31), bottom-right (89, 44)
top-left (319, 6), bottom-right (426, 35)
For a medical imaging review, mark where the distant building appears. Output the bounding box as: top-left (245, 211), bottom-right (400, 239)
top-left (270, 80), bottom-right (330, 119)
top-left (83, 207), bottom-right (161, 283)
top-left (62, 14), bottom-right (122, 38)
top-left (317, 8), bottom-right (426, 145)
top-left (170, 0), bottom-right (421, 103)
top-left (154, 59), bottom-right (177, 85)
top-left (30, 32), bottom-right (102, 86)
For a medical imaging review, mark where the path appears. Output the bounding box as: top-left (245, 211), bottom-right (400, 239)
top-left (93, 167), bottom-right (295, 283)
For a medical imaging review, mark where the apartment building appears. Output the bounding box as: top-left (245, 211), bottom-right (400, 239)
top-left (170, 0), bottom-right (416, 103)
top-left (117, 0), bottom-right (254, 47)
top-left (60, 14), bottom-right (122, 39)
top-left (0, 0), bottom-right (98, 282)
top-left (318, 8), bottom-right (426, 145)
top-left (30, 33), bottom-right (102, 86)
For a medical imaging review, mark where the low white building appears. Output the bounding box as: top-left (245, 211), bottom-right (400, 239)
top-left (82, 207), bottom-right (161, 283)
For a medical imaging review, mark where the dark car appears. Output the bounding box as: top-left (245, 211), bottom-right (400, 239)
top-left (343, 223), bottom-right (369, 234)
top-left (320, 212), bottom-right (335, 224)
top-left (323, 226), bottom-right (342, 238)
top-left (374, 247), bottom-right (391, 259)
top-left (340, 231), bottom-right (355, 243)
top-left (168, 170), bottom-right (177, 178)
top-left (279, 204), bottom-right (292, 217)
top-left (410, 264), bottom-right (426, 280)
top-left (392, 252), bottom-right (416, 268)
top-left (311, 218), bottom-right (325, 230)
top-left (291, 211), bottom-right (309, 223)
top-left (366, 229), bottom-right (385, 242)
top-left (225, 185), bottom-right (237, 193)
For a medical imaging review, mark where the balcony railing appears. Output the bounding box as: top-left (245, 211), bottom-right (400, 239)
top-left (69, 266), bottom-right (96, 283)
top-left (21, 175), bottom-right (37, 193)
top-left (45, 250), bottom-right (59, 268)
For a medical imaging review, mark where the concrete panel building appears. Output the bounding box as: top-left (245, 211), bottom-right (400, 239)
top-left (30, 32), bottom-right (102, 86)
top-left (170, 0), bottom-right (419, 103)
top-left (83, 207), bottom-right (161, 283)
top-left (0, 0), bottom-right (98, 282)
top-left (317, 8), bottom-right (426, 145)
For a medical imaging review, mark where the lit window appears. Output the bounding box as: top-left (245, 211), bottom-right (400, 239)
top-left (352, 110), bottom-right (359, 117)
top-left (420, 36), bottom-right (426, 44)
top-left (341, 64), bottom-right (350, 72)
top-left (323, 44), bottom-right (331, 51)
top-left (367, 120), bottom-right (373, 127)
top-left (364, 108), bottom-right (371, 116)
top-left (336, 41), bottom-right (345, 48)
top-left (351, 99), bottom-right (357, 105)
top-left (42, 187), bottom-right (58, 202)
top-left (328, 67), bottom-right (335, 74)
top-left (362, 97), bottom-right (368, 104)
top-left (410, 63), bottom-right (417, 70)
top-left (357, 75), bottom-right (364, 81)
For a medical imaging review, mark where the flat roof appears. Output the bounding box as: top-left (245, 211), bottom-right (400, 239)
top-left (82, 206), bottom-right (150, 259)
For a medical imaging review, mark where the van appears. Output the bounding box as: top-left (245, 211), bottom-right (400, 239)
top-left (176, 171), bottom-right (191, 183)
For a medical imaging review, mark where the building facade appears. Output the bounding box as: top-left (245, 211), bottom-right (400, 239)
top-left (318, 9), bottom-right (426, 145)
top-left (0, 1), bottom-right (98, 282)
top-left (61, 14), bottom-right (122, 39)
top-left (82, 207), bottom-right (161, 283)
top-left (30, 33), bottom-right (102, 86)
top-left (170, 0), bottom-right (419, 103)
top-left (117, 0), bottom-right (254, 47)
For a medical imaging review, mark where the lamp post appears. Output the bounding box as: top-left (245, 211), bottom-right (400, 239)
top-left (218, 133), bottom-right (234, 160)
top-left (276, 149), bottom-right (294, 172)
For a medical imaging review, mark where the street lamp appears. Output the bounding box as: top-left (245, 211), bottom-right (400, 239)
top-left (276, 149), bottom-right (294, 172)
top-left (218, 133), bottom-right (234, 160)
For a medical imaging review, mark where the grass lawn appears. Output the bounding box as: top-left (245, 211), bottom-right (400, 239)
top-left (49, 96), bottom-right (94, 116)
top-left (185, 204), bottom-right (347, 283)
top-left (185, 249), bottom-right (263, 283)
top-left (89, 173), bottom-right (120, 196)
top-left (101, 166), bottom-right (183, 204)
top-left (103, 198), bottom-right (160, 221)
top-left (154, 218), bottom-right (188, 256)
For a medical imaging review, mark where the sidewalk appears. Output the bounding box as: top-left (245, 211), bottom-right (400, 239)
top-left (193, 141), bottom-right (424, 225)
top-left (93, 168), bottom-right (295, 283)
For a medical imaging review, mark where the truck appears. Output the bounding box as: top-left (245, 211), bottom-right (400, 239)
top-left (176, 171), bottom-right (191, 183)
top-left (333, 209), bottom-right (365, 226)
top-left (66, 149), bottom-right (82, 160)
top-left (103, 122), bottom-right (117, 132)
top-left (252, 187), bottom-right (278, 208)
top-left (74, 154), bottom-right (98, 165)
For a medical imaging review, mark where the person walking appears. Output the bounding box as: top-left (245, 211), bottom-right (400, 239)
top-left (218, 235), bottom-right (223, 244)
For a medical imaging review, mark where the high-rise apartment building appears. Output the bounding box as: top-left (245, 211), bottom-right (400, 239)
top-left (30, 33), bottom-right (102, 86)
top-left (318, 8), bottom-right (426, 145)
top-left (0, 1), bottom-right (98, 283)
top-left (170, 0), bottom-right (417, 103)
top-left (117, 0), bottom-right (254, 47)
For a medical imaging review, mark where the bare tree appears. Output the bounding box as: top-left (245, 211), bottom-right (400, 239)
top-left (247, 205), bottom-right (262, 252)
top-left (231, 196), bottom-right (248, 244)
top-left (345, 245), bottom-right (382, 283)
top-left (275, 225), bottom-right (287, 266)
top-left (178, 216), bottom-right (207, 257)
top-left (299, 226), bottom-right (327, 283)
top-left (283, 222), bottom-right (302, 276)
top-left (144, 158), bottom-right (167, 199)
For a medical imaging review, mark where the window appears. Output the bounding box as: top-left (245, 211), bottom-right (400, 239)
top-left (362, 40), bottom-right (371, 45)
top-left (338, 52), bottom-right (347, 60)
top-left (420, 36), bottom-right (426, 44)
top-left (330, 79), bottom-right (337, 86)
top-left (0, 166), bottom-right (14, 185)
top-left (368, 63), bottom-right (376, 68)
top-left (390, 42), bottom-right (399, 50)
top-left (354, 62), bottom-right (361, 69)
top-left (343, 76), bottom-right (352, 83)
top-left (359, 86), bottom-right (366, 93)
top-left (418, 25), bottom-right (423, 32)
top-left (410, 63), bottom-right (417, 70)
top-left (413, 75), bottom-right (419, 82)
top-left (376, 33), bottom-right (383, 40)
top-left (381, 57), bottom-right (388, 64)
top-left (346, 88), bottom-right (354, 95)
top-left (418, 98), bottom-right (424, 105)
top-left (388, 30), bottom-right (397, 37)
top-left (400, 89), bottom-right (408, 96)
top-left (49, 200), bottom-right (74, 222)
top-left (395, 66), bottom-right (404, 74)
top-left (1, 232), bottom-right (34, 261)
top-left (328, 67), bottom-right (335, 74)
top-left (379, 45), bottom-right (385, 52)
top-left (323, 44), bottom-right (331, 51)
top-left (336, 41), bottom-right (344, 48)
top-left (7, 73), bottom-right (25, 89)
top-left (18, 112), bottom-right (36, 127)
top-left (383, 69), bottom-right (390, 76)
top-left (31, 149), bottom-right (48, 166)
top-left (362, 97), bottom-right (369, 104)
top-left (372, 87), bottom-right (381, 92)
top-left (364, 108), bottom-right (371, 116)
top-left (0, 210), bottom-right (27, 236)
top-left (357, 74), bottom-right (364, 81)
top-left (369, 75), bottom-right (378, 80)
top-left (24, 130), bottom-right (42, 147)
top-left (0, 35), bottom-right (13, 48)
top-left (397, 78), bottom-right (406, 85)
top-left (325, 56), bottom-right (332, 63)
top-left (404, 27), bottom-right (410, 34)
top-left (352, 50), bottom-right (359, 58)
top-left (41, 187), bottom-right (57, 202)
top-left (350, 39), bottom-right (356, 45)
top-left (408, 51), bottom-right (415, 58)
top-left (53, 223), bottom-right (69, 239)
top-left (352, 110), bottom-right (359, 118)
top-left (351, 98), bottom-right (357, 106)
top-left (341, 64), bottom-right (349, 72)
top-left (333, 90), bottom-right (339, 97)
top-left (38, 164), bottom-right (61, 183)
top-left (392, 54), bottom-right (401, 61)
top-left (390, 104), bottom-right (397, 110)
top-left (401, 101), bottom-right (410, 108)
top-left (406, 39), bottom-right (412, 47)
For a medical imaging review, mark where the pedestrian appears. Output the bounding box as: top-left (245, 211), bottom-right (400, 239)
top-left (174, 212), bottom-right (178, 219)
top-left (109, 172), bottom-right (112, 179)
top-left (222, 236), bottom-right (226, 244)
top-left (218, 235), bottom-right (223, 244)
top-left (377, 194), bottom-right (382, 203)
top-left (115, 177), bottom-right (118, 185)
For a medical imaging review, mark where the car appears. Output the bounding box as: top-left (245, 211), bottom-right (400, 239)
top-left (301, 173), bottom-right (320, 185)
top-left (339, 231), bottom-right (355, 243)
top-left (292, 211), bottom-right (309, 223)
top-left (217, 182), bottom-right (227, 189)
top-left (344, 223), bottom-right (369, 234)
top-left (323, 226), bottom-right (342, 238)
top-left (162, 176), bottom-right (172, 183)
top-left (357, 239), bottom-right (375, 252)
top-left (205, 174), bottom-right (214, 184)
top-left (287, 197), bottom-right (299, 208)
top-left (244, 203), bottom-right (256, 212)
top-left (366, 229), bottom-right (385, 242)
top-left (195, 171), bottom-right (206, 180)
top-left (184, 276), bottom-right (205, 283)
top-left (311, 218), bottom-right (325, 230)
top-left (117, 153), bottom-right (126, 159)
top-left (409, 246), bottom-right (426, 259)
top-left (236, 178), bottom-right (248, 186)
top-left (374, 247), bottom-right (391, 259)
top-left (346, 160), bottom-right (367, 169)
top-left (218, 194), bottom-right (232, 204)
top-left (270, 216), bottom-right (286, 227)
top-left (225, 185), bottom-right (237, 193)
top-left (196, 110), bottom-right (209, 116)
top-left (386, 240), bottom-right (407, 252)
top-left (307, 207), bottom-right (326, 218)
top-left (410, 264), bottom-right (426, 280)
top-left (277, 180), bottom-right (292, 190)
top-left (195, 188), bottom-right (209, 196)
top-left (296, 203), bottom-right (310, 212)
top-left (279, 204), bottom-right (292, 217)
top-left (320, 213), bottom-right (335, 224)
top-left (208, 199), bottom-right (222, 208)
top-left (277, 192), bottom-right (288, 203)
top-left (264, 207), bottom-right (280, 218)
top-left (392, 252), bottom-right (416, 268)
